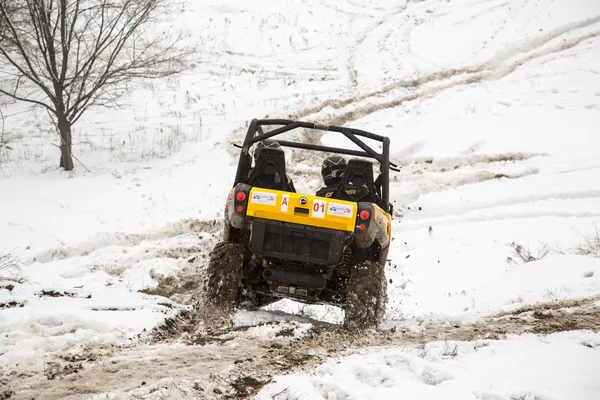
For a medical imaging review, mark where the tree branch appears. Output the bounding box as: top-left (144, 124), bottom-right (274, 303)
top-left (0, 0), bottom-right (194, 160)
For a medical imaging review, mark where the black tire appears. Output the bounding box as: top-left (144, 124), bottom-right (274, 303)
top-left (204, 242), bottom-right (245, 313)
top-left (344, 260), bottom-right (387, 330)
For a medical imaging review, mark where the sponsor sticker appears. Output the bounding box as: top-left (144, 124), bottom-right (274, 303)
top-left (328, 203), bottom-right (354, 218)
top-left (281, 194), bottom-right (289, 212)
top-left (251, 191), bottom-right (276, 206)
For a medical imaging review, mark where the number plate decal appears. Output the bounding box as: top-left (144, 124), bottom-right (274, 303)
top-left (312, 199), bottom-right (326, 218)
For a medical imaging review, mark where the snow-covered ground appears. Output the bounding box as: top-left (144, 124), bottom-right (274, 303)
top-left (259, 331), bottom-right (600, 400)
top-left (1, 0), bottom-right (600, 398)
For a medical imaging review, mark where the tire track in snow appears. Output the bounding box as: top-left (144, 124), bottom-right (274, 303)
top-left (330, 26), bottom-right (600, 126)
top-left (402, 209), bottom-right (600, 231)
top-left (402, 190), bottom-right (600, 225)
top-left (316, 0), bottom-right (380, 18)
top-left (290, 16), bottom-right (600, 126)
top-left (27, 218), bottom-right (222, 265)
top-left (344, 3), bottom-right (408, 88)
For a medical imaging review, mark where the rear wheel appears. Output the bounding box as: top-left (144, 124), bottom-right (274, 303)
top-left (204, 242), bottom-right (245, 313)
top-left (344, 260), bottom-right (387, 329)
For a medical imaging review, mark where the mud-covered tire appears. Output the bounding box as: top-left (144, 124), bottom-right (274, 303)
top-left (344, 260), bottom-right (387, 330)
top-left (204, 242), bottom-right (245, 313)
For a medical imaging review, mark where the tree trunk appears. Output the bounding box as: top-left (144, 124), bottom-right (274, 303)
top-left (57, 114), bottom-right (74, 171)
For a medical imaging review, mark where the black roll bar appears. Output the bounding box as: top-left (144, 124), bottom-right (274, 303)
top-left (234, 119), bottom-right (395, 212)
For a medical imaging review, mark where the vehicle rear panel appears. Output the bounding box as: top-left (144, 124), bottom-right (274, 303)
top-left (245, 188), bottom-right (356, 232)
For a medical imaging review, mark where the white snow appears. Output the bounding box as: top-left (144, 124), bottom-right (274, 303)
top-left (258, 331), bottom-right (600, 400)
top-left (1, 0), bottom-right (600, 396)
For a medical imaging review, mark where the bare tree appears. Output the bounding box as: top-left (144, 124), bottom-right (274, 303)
top-left (0, 0), bottom-right (192, 170)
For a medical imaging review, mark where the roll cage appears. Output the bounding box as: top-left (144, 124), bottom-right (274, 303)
top-left (233, 119), bottom-right (398, 213)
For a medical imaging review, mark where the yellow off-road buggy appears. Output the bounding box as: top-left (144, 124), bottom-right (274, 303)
top-left (205, 119), bottom-right (398, 329)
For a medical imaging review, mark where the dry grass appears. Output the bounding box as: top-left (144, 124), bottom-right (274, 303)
top-left (506, 242), bottom-right (549, 264)
top-left (574, 222), bottom-right (600, 258)
top-left (507, 222), bottom-right (600, 264)
top-left (0, 251), bottom-right (25, 283)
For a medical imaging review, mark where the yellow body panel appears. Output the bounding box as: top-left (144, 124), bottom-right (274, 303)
top-left (246, 188), bottom-right (357, 232)
top-left (374, 203), bottom-right (392, 237)
top-left (379, 207), bottom-right (393, 247)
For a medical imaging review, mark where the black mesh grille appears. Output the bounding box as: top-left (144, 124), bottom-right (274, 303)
top-left (251, 219), bottom-right (345, 266)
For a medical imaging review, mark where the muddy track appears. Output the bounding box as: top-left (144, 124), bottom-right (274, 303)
top-left (8, 296), bottom-right (599, 399)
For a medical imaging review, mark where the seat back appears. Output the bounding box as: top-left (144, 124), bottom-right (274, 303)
top-left (333, 158), bottom-right (378, 203)
top-left (247, 147), bottom-right (292, 191)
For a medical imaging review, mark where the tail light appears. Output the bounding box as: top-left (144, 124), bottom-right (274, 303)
top-left (356, 204), bottom-right (373, 233)
top-left (234, 188), bottom-right (249, 214)
top-left (359, 209), bottom-right (370, 220)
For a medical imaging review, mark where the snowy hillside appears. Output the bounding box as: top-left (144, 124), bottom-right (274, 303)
top-left (1, 0), bottom-right (600, 398)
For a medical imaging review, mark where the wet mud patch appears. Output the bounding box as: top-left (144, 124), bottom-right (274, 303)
top-left (148, 297), bottom-right (600, 357)
top-left (90, 307), bottom-right (139, 311)
top-left (60, 347), bottom-right (121, 381)
top-left (139, 272), bottom-right (202, 304)
top-left (148, 304), bottom-right (255, 345)
top-left (36, 289), bottom-right (92, 299)
top-left (497, 297), bottom-right (594, 316)
top-left (138, 224), bottom-right (220, 305)
top-left (150, 299), bottom-right (335, 343)
top-left (147, 307), bottom-right (201, 342)
top-left (406, 296), bottom-right (600, 343)
top-left (489, 297), bottom-right (600, 336)
top-left (43, 361), bottom-right (84, 381)
top-left (0, 301), bottom-right (24, 309)
top-left (275, 327), bottom-right (296, 337)
top-left (138, 259), bottom-right (207, 305)
top-left (38, 290), bottom-right (75, 298)
top-left (230, 376), bottom-right (271, 398)
top-left (0, 284), bottom-right (15, 292)
top-left (163, 247), bottom-right (201, 260)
